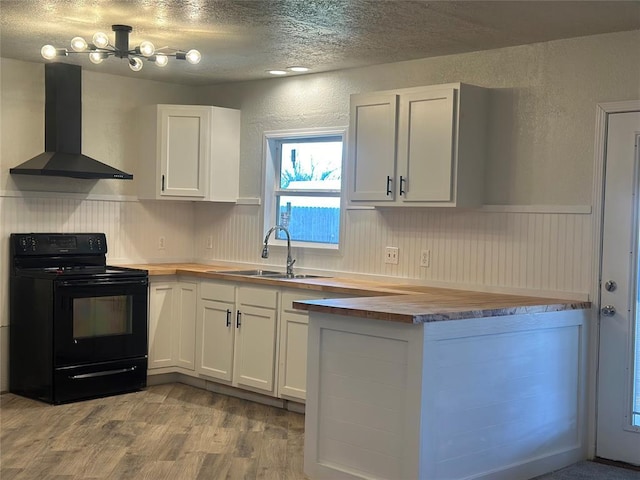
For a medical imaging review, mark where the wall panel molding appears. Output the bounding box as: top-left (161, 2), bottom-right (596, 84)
top-left (195, 205), bottom-right (592, 299)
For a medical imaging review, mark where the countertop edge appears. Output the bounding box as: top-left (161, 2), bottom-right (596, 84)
top-left (120, 263), bottom-right (592, 324)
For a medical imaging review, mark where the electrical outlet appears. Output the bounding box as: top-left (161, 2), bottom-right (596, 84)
top-left (206, 236), bottom-right (213, 249)
top-left (420, 249), bottom-right (431, 268)
top-left (158, 236), bottom-right (166, 250)
top-left (385, 246), bottom-right (399, 265)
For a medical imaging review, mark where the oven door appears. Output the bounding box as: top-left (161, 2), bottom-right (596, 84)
top-left (53, 277), bottom-right (148, 367)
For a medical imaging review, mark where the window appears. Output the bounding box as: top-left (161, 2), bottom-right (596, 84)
top-left (264, 128), bottom-right (345, 249)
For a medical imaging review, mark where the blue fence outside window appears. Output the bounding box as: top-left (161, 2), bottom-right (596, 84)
top-left (278, 205), bottom-right (340, 244)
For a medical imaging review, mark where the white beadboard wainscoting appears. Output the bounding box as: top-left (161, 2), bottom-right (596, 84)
top-left (1, 195), bottom-right (592, 393)
top-left (0, 193), bottom-right (195, 391)
top-left (0, 193), bottom-right (196, 327)
top-left (195, 203), bottom-right (593, 300)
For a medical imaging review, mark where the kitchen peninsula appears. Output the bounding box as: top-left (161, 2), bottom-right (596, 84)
top-left (295, 293), bottom-right (590, 480)
top-left (131, 263), bottom-right (590, 480)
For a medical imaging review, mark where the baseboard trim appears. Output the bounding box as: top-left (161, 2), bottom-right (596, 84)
top-left (466, 446), bottom-right (585, 480)
top-left (594, 457), bottom-right (640, 472)
top-left (147, 372), bottom-right (294, 410)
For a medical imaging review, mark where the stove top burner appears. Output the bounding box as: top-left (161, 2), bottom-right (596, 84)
top-left (10, 234), bottom-right (147, 281)
top-left (16, 265), bottom-right (147, 280)
top-left (42, 266), bottom-right (115, 274)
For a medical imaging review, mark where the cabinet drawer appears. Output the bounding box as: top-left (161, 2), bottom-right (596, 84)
top-left (200, 281), bottom-right (235, 302)
top-left (237, 286), bottom-right (278, 309)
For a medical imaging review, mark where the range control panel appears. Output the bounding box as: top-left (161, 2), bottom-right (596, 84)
top-left (11, 233), bottom-right (107, 255)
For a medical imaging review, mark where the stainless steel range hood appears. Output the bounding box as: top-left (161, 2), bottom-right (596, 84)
top-left (10, 63), bottom-right (133, 180)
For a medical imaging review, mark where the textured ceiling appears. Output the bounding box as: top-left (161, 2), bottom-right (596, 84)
top-left (1, 1), bottom-right (639, 86)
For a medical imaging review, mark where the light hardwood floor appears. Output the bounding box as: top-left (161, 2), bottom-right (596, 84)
top-left (0, 383), bottom-right (306, 480)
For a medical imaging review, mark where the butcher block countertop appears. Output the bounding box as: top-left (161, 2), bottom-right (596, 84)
top-left (122, 263), bottom-right (590, 324)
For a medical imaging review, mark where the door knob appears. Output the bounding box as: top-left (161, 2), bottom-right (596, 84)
top-left (601, 305), bottom-right (616, 317)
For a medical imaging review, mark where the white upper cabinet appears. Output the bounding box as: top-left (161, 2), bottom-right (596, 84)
top-left (348, 93), bottom-right (398, 202)
top-left (347, 83), bottom-right (488, 207)
top-left (137, 104), bottom-right (240, 202)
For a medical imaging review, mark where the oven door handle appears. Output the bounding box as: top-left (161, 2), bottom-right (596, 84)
top-left (58, 279), bottom-right (148, 287)
top-left (69, 366), bottom-right (137, 380)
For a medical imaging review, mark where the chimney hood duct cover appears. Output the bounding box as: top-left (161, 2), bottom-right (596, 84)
top-left (10, 63), bottom-right (133, 180)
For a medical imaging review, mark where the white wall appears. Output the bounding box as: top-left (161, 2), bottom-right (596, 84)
top-left (199, 30), bottom-right (640, 205)
top-left (1, 31), bottom-right (638, 392)
top-left (192, 31), bottom-right (639, 297)
top-left (0, 58), bottom-right (200, 391)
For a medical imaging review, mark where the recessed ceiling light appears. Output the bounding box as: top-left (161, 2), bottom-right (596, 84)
top-left (287, 66), bottom-right (309, 72)
top-left (268, 70), bottom-right (287, 75)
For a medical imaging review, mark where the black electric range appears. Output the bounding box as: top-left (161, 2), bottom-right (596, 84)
top-left (9, 233), bottom-right (149, 404)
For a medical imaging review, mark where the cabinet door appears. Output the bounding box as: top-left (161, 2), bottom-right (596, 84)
top-left (160, 106), bottom-right (211, 198)
top-left (148, 282), bottom-right (175, 369)
top-left (348, 93), bottom-right (398, 202)
top-left (233, 304), bottom-right (277, 393)
top-left (197, 299), bottom-right (235, 381)
top-left (278, 311), bottom-right (309, 401)
top-left (174, 282), bottom-right (197, 370)
top-left (397, 88), bottom-right (455, 203)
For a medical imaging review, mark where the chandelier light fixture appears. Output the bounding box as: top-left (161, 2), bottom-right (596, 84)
top-left (41, 24), bottom-right (201, 72)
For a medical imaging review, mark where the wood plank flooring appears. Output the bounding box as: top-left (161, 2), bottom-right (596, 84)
top-left (0, 383), bottom-right (306, 480)
top-left (4, 383), bottom-right (638, 480)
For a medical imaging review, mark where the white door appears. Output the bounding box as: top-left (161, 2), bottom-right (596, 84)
top-left (174, 282), bottom-right (197, 370)
top-left (348, 92), bottom-right (398, 202)
top-left (397, 88), bottom-right (455, 203)
top-left (197, 299), bottom-right (235, 381)
top-left (148, 282), bottom-right (176, 369)
top-left (597, 110), bottom-right (640, 464)
top-left (233, 304), bottom-right (277, 393)
top-left (160, 105), bottom-right (209, 198)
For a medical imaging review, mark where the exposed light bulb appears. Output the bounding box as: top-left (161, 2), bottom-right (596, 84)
top-left (92, 32), bottom-right (109, 49)
top-left (41, 45), bottom-right (57, 60)
top-left (89, 52), bottom-right (104, 64)
top-left (139, 41), bottom-right (155, 57)
top-left (71, 36), bottom-right (88, 52)
top-left (129, 57), bottom-right (143, 72)
top-left (185, 49), bottom-right (201, 64)
top-left (288, 66), bottom-right (309, 72)
top-left (154, 53), bottom-right (168, 67)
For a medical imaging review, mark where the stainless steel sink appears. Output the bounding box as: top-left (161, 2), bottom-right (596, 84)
top-left (209, 269), bottom-right (326, 279)
top-left (281, 274), bottom-right (326, 279)
top-left (210, 269), bottom-right (281, 276)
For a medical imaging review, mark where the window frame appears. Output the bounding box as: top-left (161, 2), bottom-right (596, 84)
top-left (263, 127), bottom-right (347, 252)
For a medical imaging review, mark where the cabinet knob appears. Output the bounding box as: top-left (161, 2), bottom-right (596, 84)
top-left (386, 176), bottom-right (392, 196)
top-left (226, 309), bottom-right (231, 327)
top-left (399, 176), bottom-right (406, 196)
top-left (236, 310), bottom-right (242, 328)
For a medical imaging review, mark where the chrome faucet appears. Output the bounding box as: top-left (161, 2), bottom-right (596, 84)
top-left (262, 225), bottom-right (295, 277)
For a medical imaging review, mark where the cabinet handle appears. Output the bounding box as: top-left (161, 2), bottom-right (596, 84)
top-left (226, 309), bottom-right (231, 327)
top-left (386, 176), bottom-right (393, 196)
top-left (161, 174), bottom-right (165, 192)
top-left (399, 176), bottom-right (406, 196)
top-left (236, 310), bottom-right (241, 328)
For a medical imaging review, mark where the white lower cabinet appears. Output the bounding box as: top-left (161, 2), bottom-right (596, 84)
top-left (234, 286), bottom-right (278, 393)
top-left (148, 281), bottom-right (175, 369)
top-left (278, 290), bottom-right (323, 402)
top-left (197, 281), bottom-right (235, 381)
top-left (278, 289), bottom-right (351, 402)
top-left (148, 279), bottom-right (197, 371)
top-left (197, 281), bottom-right (278, 396)
top-left (151, 276), bottom-right (351, 403)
